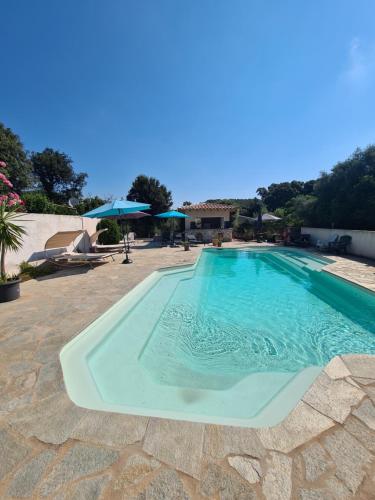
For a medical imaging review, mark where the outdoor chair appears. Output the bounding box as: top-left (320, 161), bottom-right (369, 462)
top-left (328, 235), bottom-right (352, 254)
top-left (316, 234), bottom-right (339, 251)
top-left (45, 231), bottom-right (117, 268)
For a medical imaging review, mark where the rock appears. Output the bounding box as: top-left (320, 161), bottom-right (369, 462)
top-left (0, 428), bottom-right (30, 481)
top-left (302, 372), bottom-right (364, 423)
top-left (342, 355), bottom-right (375, 380)
top-left (324, 356), bottom-right (351, 380)
top-left (200, 463), bottom-right (257, 499)
top-left (227, 455), bottom-right (262, 483)
top-left (7, 449), bottom-right (57, 497)
top-left (323, 428), bottom-right (372, 494)
top-left (344, 416), bottom-right (375, 452)
top-left (257, 401), bottom-right (334, 453)
top-left (352, 399), bottom-right (375, 430)
top-left (70, 474), bottom-right (111, 499)
top-left (137, 468), bottom-right (190, 500)
top-left (301, 442), bottom-right (333, 481)
top-left (71, 411), bottom-right (148, 447)
top-left (9, 393), bottom-right (87, 445)
top-left (262, 452), bottom-right (292, 500)
top-left (204, 424), bottom-right (266, 459)
top-left (143, 418), bottom-right (204, 479)
top-left (114, 454), bottom-right (160, 489)
top-left (39, 443), bottom-right (119, 496)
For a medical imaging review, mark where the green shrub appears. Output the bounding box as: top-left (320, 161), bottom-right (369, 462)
top-left (19, 261), bottom-right (57, 279)
top-left (96, 219), bottom-right (121, 244)
top-left (23, 192), bottom-right (53, 213)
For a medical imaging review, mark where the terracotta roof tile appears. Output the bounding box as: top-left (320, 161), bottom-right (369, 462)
top-left (180, 203), bottom-right (234, 211)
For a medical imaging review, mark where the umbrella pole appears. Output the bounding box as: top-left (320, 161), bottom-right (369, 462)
top-left (120, 216), bottom-right (132, 264)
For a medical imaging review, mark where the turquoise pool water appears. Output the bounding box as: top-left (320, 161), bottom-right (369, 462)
top-left (61, 248), bottom-right (375, 426)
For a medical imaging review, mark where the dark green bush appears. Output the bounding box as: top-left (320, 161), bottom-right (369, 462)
top-left (96, 219), bottom-right (121, 244)
top-left (23, 192), bottom-right (53, 213)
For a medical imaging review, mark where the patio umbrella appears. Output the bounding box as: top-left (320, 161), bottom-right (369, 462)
top-left (83, 200), bottom-right (151, 264)
top-left (155, 210), bottom-right (190, 246)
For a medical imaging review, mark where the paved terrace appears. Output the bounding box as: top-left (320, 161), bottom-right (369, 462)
top-left (0, 243), bottom-right (375, 499)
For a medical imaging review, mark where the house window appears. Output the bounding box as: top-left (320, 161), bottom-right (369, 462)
top-left (201, 217), bottom-right (222, 229)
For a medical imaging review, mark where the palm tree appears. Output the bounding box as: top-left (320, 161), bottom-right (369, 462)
top-left (0, 204), bottom-right (26, 281)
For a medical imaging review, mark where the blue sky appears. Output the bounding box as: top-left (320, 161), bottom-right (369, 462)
top-left (1, 0), bottom-right (375, 207)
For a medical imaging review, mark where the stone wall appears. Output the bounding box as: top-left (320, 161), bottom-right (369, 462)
top-left (302, 227), bottom-right (375, 260)
top-left (6, 213), bottom-right (99, 273)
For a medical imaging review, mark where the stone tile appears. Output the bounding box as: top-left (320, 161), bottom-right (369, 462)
top-left (323, 478), bottom-right (353, 500)
top-left (324, 356), bottom-right (351, 380)
top-left (204, 424), bottom-right (266, 459)
top-left (39, 443), bottom-right (119, 496)
top-left (6, 449), bottom-right (57, 497)
top-left (143, 418), bottom-right (204, 479)
top-left (199, 463), bottom-right (257, 499)
top-left (113, 453), bottom-right (160, 489)
top-left (364, 384), bottom-right (375, 403)
top-left (257, 401), bottom-right (334, 453)
top-left (227, 455), bottom-right (262, 484)
top-left (352, 377), bottom-right (375, 386)
top-left (34, 361), bottom-right (64, 400)
top-left (262, 452), bottom-right (292, 500)
top-left (71, 411), bottom-right (148, 447)
top-left (352, 398), bottom-right (375, 430)
top-left (299, 488), bottom-right (333, 500)
top-left (9, 393), bottom-right (87, 445)
top-left (344, 416), bottom-right (375, 452)
top-left (323, 428), bottom-right (372, 494)
top-left (342, 355), bottom-right (375, 380)
top-left (0, 428), bottom-right (31, 481)
top-left (302, 372), bottom-right (364, 423)
top-left (137, 468), bottom-right (190, 500)
top-left (301, 442), bottom-right (333, 481)
top-left (70, 474), bottom-right (111, 500)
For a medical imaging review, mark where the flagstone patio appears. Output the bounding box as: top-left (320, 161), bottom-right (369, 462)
top-left (0, 243), bottom-right (375, 499)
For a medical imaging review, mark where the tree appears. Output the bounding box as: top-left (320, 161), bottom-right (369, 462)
top-left (127, 175), bottom-right (172, 214)
top-left (31, 148), bottom-right (87, 204)
top-left (257, 182), bottom-right (305, 211)
top-left (76, 196), bottom-right (106, 215)
top-left (182, 201), bottom-right (192, 206)
top-left (0, 123), bottom-right (32, 192)
top-left (127, 175), bottom-right (172, 237)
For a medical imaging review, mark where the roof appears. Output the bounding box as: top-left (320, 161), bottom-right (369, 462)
top-left (180, 203), bottom-right (234, 211)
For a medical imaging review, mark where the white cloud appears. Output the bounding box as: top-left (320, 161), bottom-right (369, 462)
top-left (341, 37), bottom-right (375, 88)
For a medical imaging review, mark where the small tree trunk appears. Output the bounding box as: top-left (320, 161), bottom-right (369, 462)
top-left (0, 244), bottom-right (6, 281)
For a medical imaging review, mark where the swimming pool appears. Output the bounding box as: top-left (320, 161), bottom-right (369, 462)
top-left (60, 248), bottom-right (375, 427)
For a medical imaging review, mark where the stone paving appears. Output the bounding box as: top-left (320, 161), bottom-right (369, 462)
top-left (0, 243), bottom-right (375, 499)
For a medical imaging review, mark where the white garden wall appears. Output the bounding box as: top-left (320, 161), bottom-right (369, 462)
top-left (6, 213), bottom-right (100, 273)
top-left (302, 227), bottom-right (375, 260)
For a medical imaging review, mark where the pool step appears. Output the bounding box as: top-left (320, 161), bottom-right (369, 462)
top-left (259, 252), bottom-right (310, 280)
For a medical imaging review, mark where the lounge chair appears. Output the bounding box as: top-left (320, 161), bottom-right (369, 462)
top-left (316, 234), bottom-right (339, 251)
top-left (45, 231), bottom-right (117, 268)
top-left (328, 235), bottom-right (352, 254)
top-left (90, 229), bottom-right (125, 253)
top-left (187, 234), bottom-right (203, 245)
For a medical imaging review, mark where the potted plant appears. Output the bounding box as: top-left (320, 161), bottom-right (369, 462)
top-left (183, 240), bottom-right (190, 251)
top-left (0, 161), bottom-right (26, 303)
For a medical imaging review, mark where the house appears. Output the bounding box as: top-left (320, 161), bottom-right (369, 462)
top-left (179, 203), bottom-right (234, 242)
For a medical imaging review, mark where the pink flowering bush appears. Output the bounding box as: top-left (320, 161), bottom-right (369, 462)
top-left (0, 161), bottom-right (26, 283)
top-left (0, 161), bottom-right (24, 208)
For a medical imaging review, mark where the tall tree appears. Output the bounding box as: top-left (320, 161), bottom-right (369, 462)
top-left (0, 123), bottom-right (32, 191)
top-left (127, 175), bottom-right (172, 214)
top-left (127, 175), bottom-right (173, 237)
top-left (31, 148), bottom-right (87, 204)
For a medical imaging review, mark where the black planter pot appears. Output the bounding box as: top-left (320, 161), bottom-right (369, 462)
top-left (0, 278), bottom-right (21, 303)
